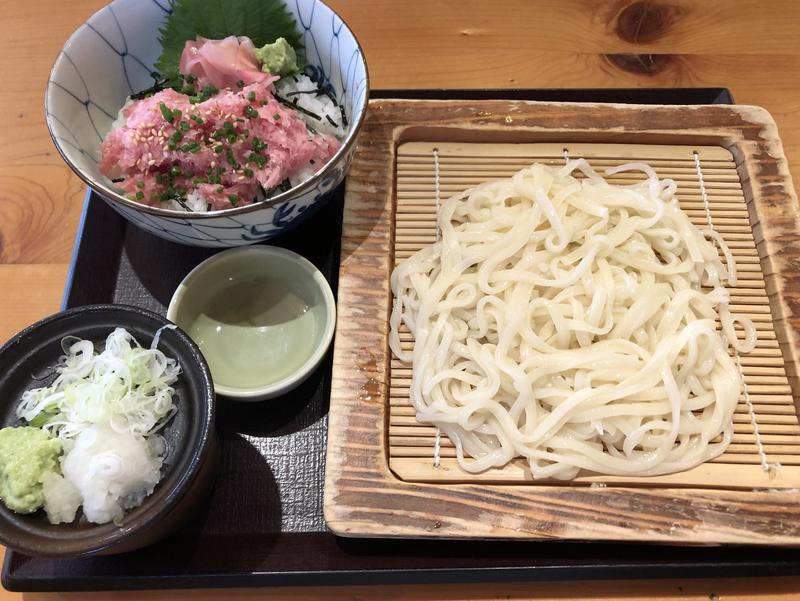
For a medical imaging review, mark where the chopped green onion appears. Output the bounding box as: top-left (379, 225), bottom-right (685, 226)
top-left (136, 181), bottom-right (145, 189)
top-left (159, 102), bottom-right (174, 123)
top-left (180, 141), bottom-right (201, 153)
top-left (228, 194), bottom-right (239, 205)
top-left (248, 91), bottom-right (256, 102)
top-left (190, 85), bottom-right (218, 104)
top-left (247, 152), bottom-right (267, 168)
top-left (226, 148), bottom-right (240, 169)
top-left (179, 121), bottom-right (190, 132)
top-left (244, 105), bottom-right (259, 119)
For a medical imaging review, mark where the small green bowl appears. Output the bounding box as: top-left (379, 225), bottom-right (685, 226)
top-left (167, 247), bottom-right (336, 401)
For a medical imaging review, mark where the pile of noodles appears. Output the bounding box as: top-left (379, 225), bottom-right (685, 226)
top-left (389, 160), bottom-right (755, 480)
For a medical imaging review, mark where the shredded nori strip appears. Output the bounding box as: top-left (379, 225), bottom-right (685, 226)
top-left (285, 88), bottom-right (326, 98)
top-left (274, 93), bottom-right (322, 121)
top-left (130, 77), bottom-right (169, 100)
top-left (277, 73), bottom-right (348, 130)
top-left (314, 80), bottom-right (347, 128)
top-left (280, 87), bottom-right (339, 128)
top-left (173, 197), bottom-right (192, 211)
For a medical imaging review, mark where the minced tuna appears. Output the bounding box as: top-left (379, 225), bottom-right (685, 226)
top-left (99, 79), bottom-right (340, 211)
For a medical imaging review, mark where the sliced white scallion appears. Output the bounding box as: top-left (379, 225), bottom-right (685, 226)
top-left (16, 328), bottom-right (181, 441)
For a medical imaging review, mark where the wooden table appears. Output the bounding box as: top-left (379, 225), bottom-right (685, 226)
top-left (2, 0), bottom-right (800, 598)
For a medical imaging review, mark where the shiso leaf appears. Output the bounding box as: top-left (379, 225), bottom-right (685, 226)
top-left (155, 0), bottom-right (304, 88)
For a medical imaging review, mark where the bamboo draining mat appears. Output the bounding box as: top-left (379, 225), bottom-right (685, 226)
top-left (325, 100), bottom-right (800, 544)
top-left (390, 142), bottom-right (800, 489)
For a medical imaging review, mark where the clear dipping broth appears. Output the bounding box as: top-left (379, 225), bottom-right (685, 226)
top-left (175, 271), bottom-right (326, 391)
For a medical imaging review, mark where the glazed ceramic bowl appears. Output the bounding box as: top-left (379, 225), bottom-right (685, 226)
top-left (0, 305), bottom-right (217, 557)
top-left (46, 0), bottom-right (368, 247)
top-left (167, 246), bottom-right (336, 401)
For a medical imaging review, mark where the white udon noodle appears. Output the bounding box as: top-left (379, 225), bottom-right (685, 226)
top-left (389, 160), bottom-right (757, 480)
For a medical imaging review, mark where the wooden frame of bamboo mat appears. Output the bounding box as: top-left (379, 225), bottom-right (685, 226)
top-left (324, 100), bottom-right (800, 545)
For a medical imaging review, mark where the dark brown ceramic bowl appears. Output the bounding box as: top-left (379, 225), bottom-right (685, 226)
top-left (0, 304), bottom-right (217, 557)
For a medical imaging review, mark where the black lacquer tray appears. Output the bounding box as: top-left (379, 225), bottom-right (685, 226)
top-left (8, 88), bottom-right (800, 592)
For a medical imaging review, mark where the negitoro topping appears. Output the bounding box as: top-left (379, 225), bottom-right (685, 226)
top-left (100, 78), bottom-right (340, 209)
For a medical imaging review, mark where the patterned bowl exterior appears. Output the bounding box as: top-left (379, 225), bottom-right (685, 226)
top-left (46, 0), bottom-right (368, 247)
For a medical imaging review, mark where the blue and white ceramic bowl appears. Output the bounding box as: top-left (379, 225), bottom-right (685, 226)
top-left (46, 0), bottom-right (368, 247)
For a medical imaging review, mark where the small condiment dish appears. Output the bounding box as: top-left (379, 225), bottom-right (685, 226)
top-left (0, 304), bottom-right (217, 557)
top-left (167, 246), bottom-right (336, 401)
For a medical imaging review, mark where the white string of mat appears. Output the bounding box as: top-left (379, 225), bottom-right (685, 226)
top-left (432, 148), bottom-right (442, 469)
top-left (693, 150), bottom-right (777, 475)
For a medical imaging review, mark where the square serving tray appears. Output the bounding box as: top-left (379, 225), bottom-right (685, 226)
top-left (325, 98), bottom-right (800, 545)
top-left (7, 88), bottom-right (800, 593)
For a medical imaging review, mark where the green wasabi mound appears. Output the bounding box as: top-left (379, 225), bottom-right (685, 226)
top-left (255, 37), bottom-right (299, 76)
top-left (0, 427), bottom-right (61, 514)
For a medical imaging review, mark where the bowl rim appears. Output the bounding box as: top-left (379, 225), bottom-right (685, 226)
top-left (0, 303), bottom-right (216, 556)
top-left (166, 245), bottom-right (337, 400)
top-left (44, 0), bottom-right (370, 220)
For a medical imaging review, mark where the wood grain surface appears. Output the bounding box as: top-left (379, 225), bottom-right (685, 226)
top-left (3, 0), bottom-right (800, 598)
